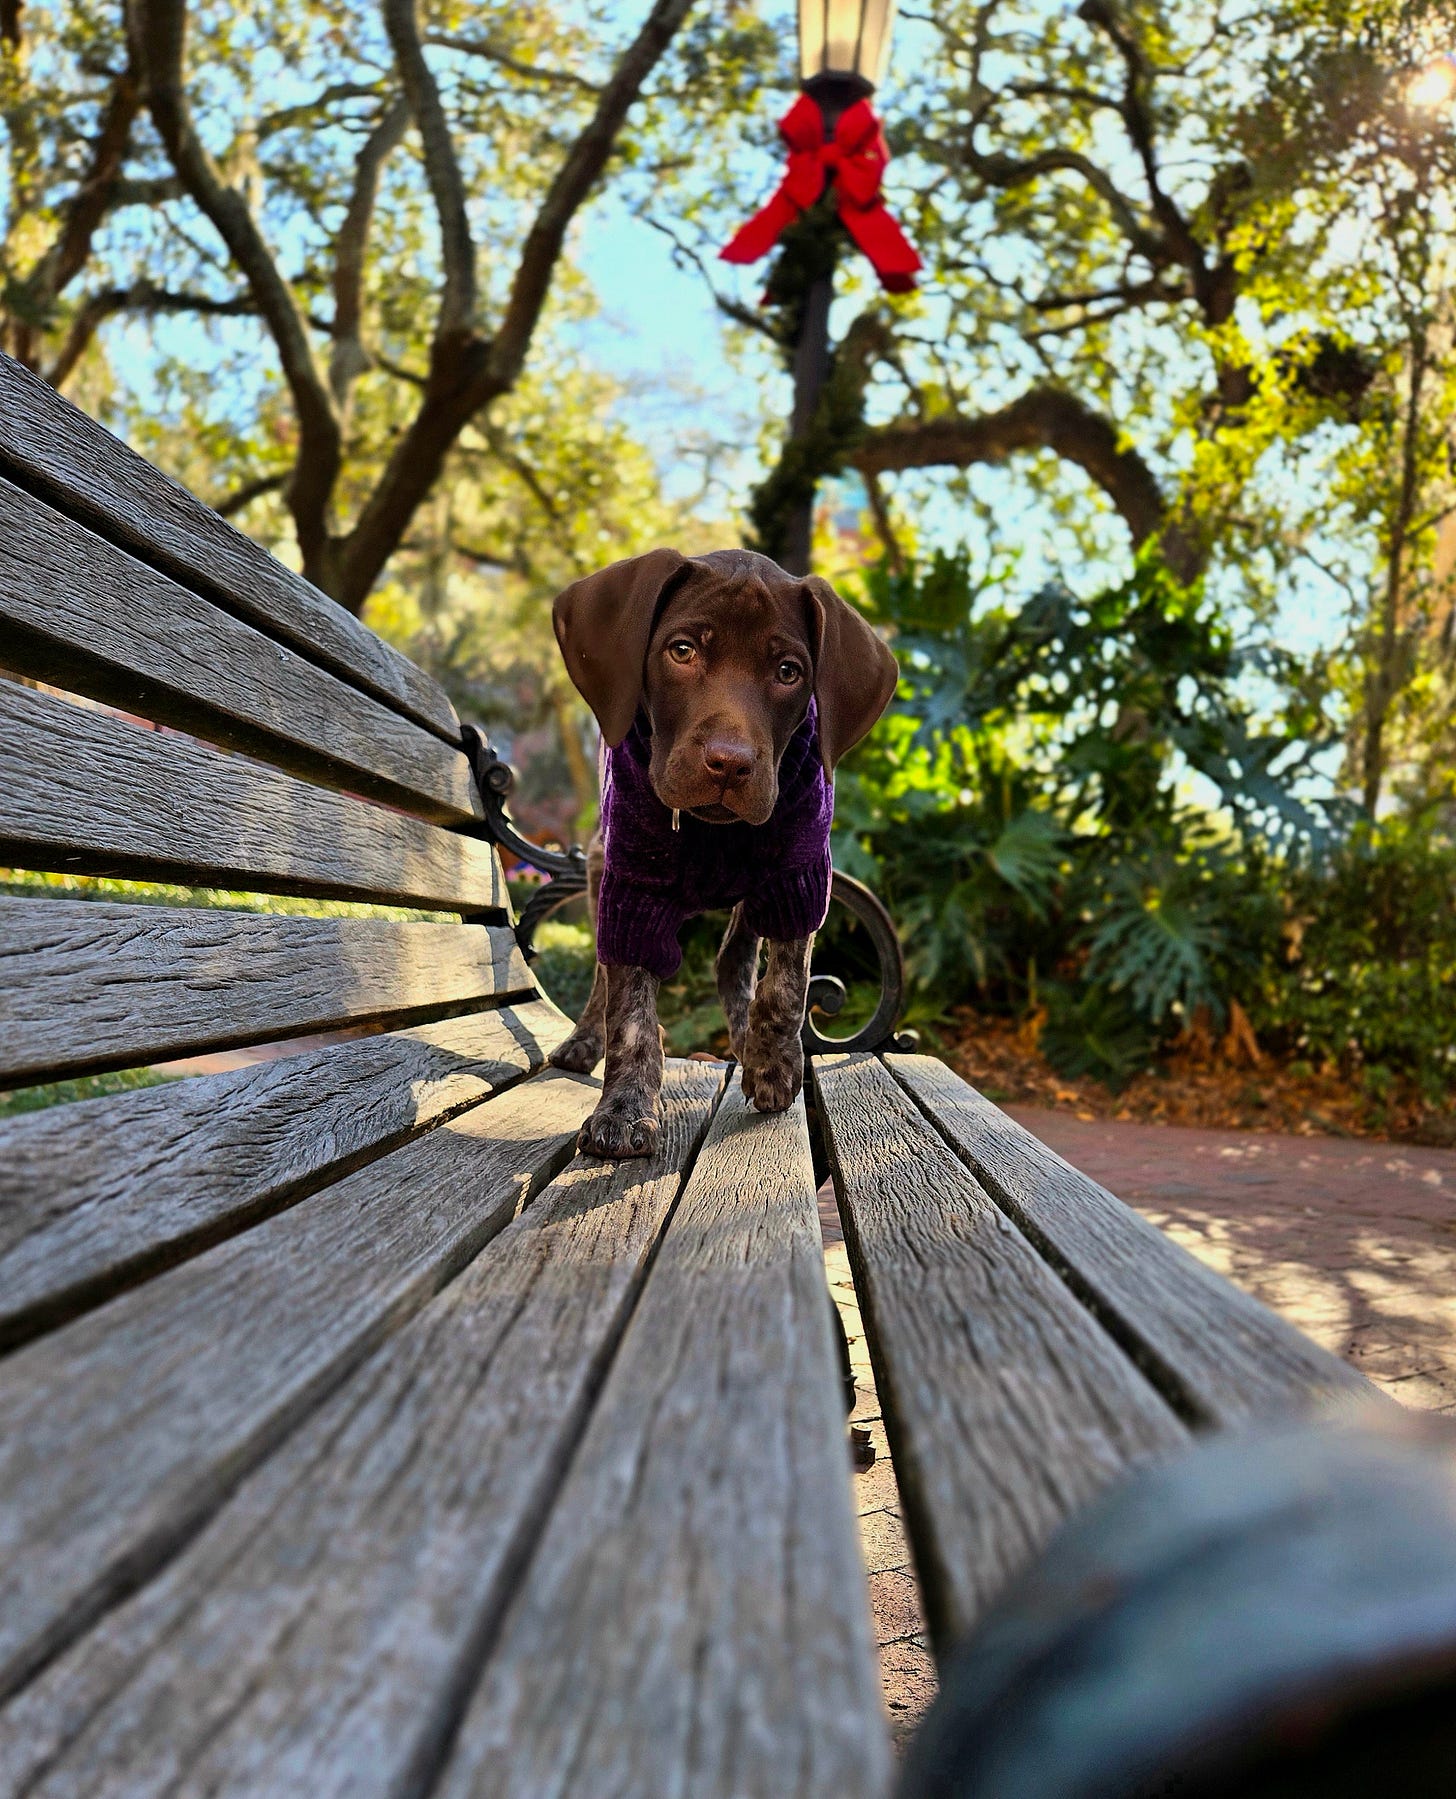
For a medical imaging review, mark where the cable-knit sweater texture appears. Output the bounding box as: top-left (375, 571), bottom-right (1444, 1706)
top-left (596, 701), bottom-right (833, 978)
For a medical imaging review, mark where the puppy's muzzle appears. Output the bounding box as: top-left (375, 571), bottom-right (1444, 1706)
top-left (655, 726), bottom-right (777, 825)
top-left (701, 736), bottom-right (755, 787)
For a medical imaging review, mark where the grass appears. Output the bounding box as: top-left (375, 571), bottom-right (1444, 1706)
top-left (0, 1066), bottom-right (178, 1120)
top-left (0, 867), bottom-right (450, 921)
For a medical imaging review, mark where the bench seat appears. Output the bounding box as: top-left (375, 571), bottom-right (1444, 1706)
top-left (0, 349), bottom-right (1383, 1796)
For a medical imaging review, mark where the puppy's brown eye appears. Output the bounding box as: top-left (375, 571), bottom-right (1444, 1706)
top-left (776, 660), bottom-right (803, 685)
top-left (666, 640), bottom-right (697, 665)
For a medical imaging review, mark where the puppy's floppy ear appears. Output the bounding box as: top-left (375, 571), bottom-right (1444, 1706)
top-left (803, 575), bottom-right (899, 772)
top-left (552, 548), bottom-right (689, 746)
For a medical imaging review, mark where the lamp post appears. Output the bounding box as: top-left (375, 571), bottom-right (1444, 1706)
top-left (784, 2), bottom-right (898, 573)
top-left (723, 1), bottom-right (915, 575)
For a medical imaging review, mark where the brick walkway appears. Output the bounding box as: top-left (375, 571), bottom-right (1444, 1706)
top-left (1010, 1107), bottom-right (1456, 1414)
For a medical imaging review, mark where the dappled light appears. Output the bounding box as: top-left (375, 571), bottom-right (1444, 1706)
top-left (1019, 1109), bottom-right (1456, 1414)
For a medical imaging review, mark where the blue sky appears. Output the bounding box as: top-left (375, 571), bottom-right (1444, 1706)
top-left (575, 198), bottom-right (762, 511)
top-left (578, 203), bottom-right (730, 381)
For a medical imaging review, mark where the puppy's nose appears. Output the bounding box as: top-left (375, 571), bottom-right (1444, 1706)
top-left (701, 738), bottom-right (755, 786)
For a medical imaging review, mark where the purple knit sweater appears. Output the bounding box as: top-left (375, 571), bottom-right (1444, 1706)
top-left (596, 700), bottom-right (833, 979)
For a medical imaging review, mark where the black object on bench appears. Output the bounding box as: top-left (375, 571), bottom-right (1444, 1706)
top-left (904, 1410), bottom-right (1456, 1799)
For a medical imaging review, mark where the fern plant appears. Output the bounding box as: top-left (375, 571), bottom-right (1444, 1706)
top-left (1083, 850), bottom-right (1239, 1025)
top-left (834, 551), bottom-right (1328, 1084)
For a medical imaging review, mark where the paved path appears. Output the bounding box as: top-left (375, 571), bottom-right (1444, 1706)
top-left (1010, 1108), bottom-right (1456, 1414)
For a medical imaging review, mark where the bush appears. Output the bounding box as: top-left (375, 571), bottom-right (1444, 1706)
top-left (1250, 819), bottom-right (1456, 1106)
top-left (834, 552), bottom-right (1323, 1086)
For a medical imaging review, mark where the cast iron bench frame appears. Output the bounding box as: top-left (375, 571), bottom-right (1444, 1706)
top-left (0, 348), bottom-right (1381, 1797)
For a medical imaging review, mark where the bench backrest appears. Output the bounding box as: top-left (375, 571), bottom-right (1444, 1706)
top-left (0, 347), bottom-right (559, 1351)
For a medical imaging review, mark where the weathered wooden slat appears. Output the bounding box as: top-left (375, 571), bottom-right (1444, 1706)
top-left (887, 1055), bottom-right (1382, 1428)
top-left (440, 1077), bottom-right (891, 1799)
top-left (0, 677), bottom-right (501, 906)
top-left (0, 1000), bottom-right (572, 1351)
top-left (0, 898), bottom-right (534, 1086)
top-left (0, 1065), bottom-right (722, 1795)
top-left (0, 479), bottom-right (481, 824)
top-left (813, 1052), bottom-right (1189, 1653)
top-left (0, 1066), bottom-right (601, 1705)
top-left (0, 351), bottom-right (456, 739)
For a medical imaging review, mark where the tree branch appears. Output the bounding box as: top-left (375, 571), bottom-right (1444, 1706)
top-left (329, 92), bottom-right (409, 409)
top-left (27, 69), bottom-right (142, 307)
top-left (423, 33), bottom-right (602, 94)
top-left (4, 58), bottom-right (143, 370)
top-left (333, 0), bottom-right (693, 612)
top-left (255, 81), bottom-right (384, 142)
top-left (216, 469), bottom-right (287, 517)
top-left (452, 538), bottom-right (519, 570)
top-left (1001, 77), bottom-right (1120, 110)
top-left (486, 0), bottom-right (693, 389)
top-left (851, 387), bottom-right (1203, 582)
top-left (132, 0), bottom-right (342, 572)
top-left (968, 144), bottom-right (1167, 265)
top-left (1030, 276), bottom-right (1186, 313)
top-left (485, 425), bottom-right (565, 524)
top-left (863, 469), bottom-right (907, 574)
top-left (45, 282), bottom-right (257, 388)
top-left (1077, 0), bottom-right (1208, 292)
top-left (110, 173), bottom-right (184, 206)
top-left (382, 0), bottom-right (475, 343)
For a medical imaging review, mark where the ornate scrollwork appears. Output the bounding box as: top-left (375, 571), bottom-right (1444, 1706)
top-left (460, 725), bottom-right (588, 885)
top-left (462, 725), bottom-right (913, 1054)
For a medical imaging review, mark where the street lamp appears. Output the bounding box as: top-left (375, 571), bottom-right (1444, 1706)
top-left (722, 0), bottom-right (918, 574)
top-left (799, 0), bottom-right (898, 100)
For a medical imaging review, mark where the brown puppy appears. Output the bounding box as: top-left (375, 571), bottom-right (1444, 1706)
top-left (549, 548), bottom-right (897, 1159)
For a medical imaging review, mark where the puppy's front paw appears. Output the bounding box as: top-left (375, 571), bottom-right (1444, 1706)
top-left (578, 1098), bottom-right (659, 1160)
top-left (741, 1039), bottom-right (803, 1114)
top-left (549, 1027), bottom-right (604, 1074)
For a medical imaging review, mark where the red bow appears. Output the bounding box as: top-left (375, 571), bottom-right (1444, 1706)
top-left (720, 94), bottom-right (921, 295)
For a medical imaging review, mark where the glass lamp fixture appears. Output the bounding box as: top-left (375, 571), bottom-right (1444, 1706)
top-left (798, 0), bottom-right (898, 98)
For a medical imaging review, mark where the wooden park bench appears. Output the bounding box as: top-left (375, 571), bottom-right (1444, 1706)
top-left (0, 347), bottom-right (1383, 1797)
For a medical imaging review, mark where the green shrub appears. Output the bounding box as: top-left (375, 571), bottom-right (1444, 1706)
top-left (529, 918), bottom-right (599, 1022)
top-left (1250, 819), bottom-right (1456, 1103)
top-left (834, 552), bottom-right (1320, 1086)
top-left (0, 1067), bottom-right (177, 1120)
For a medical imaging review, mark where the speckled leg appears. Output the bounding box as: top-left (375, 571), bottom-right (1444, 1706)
top-left (715, 904), bottom-right (761, 1062)
top-left (740, 934), bottom-right (812, 1114)
top-left (578, 963), bottom-right (665, 1158)
top-left (549, 833), bottom-right (607, 1074)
